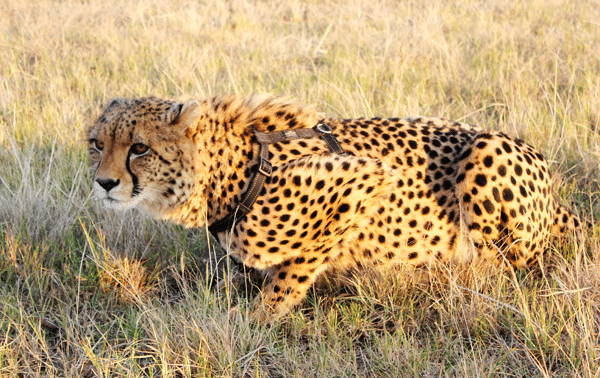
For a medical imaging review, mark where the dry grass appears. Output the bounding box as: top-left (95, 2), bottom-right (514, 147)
top-left (1, 0), bottom-right (600, 376)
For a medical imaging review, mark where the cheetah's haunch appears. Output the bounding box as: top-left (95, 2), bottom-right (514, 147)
top-left (86, 95), bottom-right (580, 318)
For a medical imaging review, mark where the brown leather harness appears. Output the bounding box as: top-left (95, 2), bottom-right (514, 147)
top-left (208, 122), bottom-right (346, 236)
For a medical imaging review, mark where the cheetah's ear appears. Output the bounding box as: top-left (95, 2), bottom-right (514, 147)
top-left (167, 99), bottom-right (200, 133)
top-left (102, 97), bottom-right (128, 114)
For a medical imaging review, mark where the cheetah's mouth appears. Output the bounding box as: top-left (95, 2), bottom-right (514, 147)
top-left (100, 196), bottom-right (131, 210)
top-left (101, 196), bottom-right (122, 207)
top-left (99, 193), bottom-right (144, 211)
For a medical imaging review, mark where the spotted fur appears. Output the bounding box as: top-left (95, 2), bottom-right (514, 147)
top-left (86, 95), bottom-right (581, 317)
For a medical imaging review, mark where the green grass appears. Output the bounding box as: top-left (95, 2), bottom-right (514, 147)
top-left (1, 0), bottom-right (599, 376)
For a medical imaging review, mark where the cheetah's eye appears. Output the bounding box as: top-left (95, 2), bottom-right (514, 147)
top-left (90, 139), bottom-right (104, 151)
top-left (130, 143), bottom-right (150, 156)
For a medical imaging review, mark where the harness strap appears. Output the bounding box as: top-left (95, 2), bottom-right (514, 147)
top-left (254, 123), bottom-right (346, 156)
top-left (208, 122), bottom-right (345, 234)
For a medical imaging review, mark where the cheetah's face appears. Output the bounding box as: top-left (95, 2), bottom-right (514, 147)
top-left (86, 97), bottom-right (201, 217)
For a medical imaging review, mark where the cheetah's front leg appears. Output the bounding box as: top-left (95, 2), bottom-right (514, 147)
top-left (253, 251), bottom-right (333, 320)
top-left (230, 154), bottom-right (395, 320)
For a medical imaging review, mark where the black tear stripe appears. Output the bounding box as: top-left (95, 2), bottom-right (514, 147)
top-left (126, 151), bottom-right (141, 197)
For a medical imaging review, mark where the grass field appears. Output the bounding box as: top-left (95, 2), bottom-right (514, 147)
top-left (1, 0), bottom-right (600, 376)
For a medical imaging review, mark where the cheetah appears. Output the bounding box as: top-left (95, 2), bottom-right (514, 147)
top-left (86, 95), bottom-right (581, 318)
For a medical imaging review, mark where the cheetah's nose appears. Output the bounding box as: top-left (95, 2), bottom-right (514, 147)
top-left (96, 178), bottom-right (120, 192)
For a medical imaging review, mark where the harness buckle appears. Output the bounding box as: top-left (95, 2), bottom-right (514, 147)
top-left (315, 123), bottom-right (332, 134)
top-left (257, 157), bottom-right (273, 177)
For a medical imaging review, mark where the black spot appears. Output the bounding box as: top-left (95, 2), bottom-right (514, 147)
top-left (457, 148), bottom-right (472, 161)
top-left (483, 156), bottom-right (493, 167)
top-left (482, 199), bottom-right (495, 214)
top-left (475, 174), bottom-right (487, 187)
top-left (497, 165), bottom-right (507, 177)
top-left (292, 175), bottom-right (302, 186)
top-left (514, 164), bottom-right (523, 176)
top-left (338, 203), bottom-right (350, 213)
top-left (492, 187), bottom-right (501, 202)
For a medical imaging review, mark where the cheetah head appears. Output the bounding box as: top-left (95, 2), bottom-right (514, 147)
top-left (86, 97), bottom-right (204, 220)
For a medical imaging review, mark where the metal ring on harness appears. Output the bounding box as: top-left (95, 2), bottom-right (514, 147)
top-left (315, 123), bottom-right (332, 134)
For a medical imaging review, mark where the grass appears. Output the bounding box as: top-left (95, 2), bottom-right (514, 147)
top-left (1, 0), bottom-right (599, 376)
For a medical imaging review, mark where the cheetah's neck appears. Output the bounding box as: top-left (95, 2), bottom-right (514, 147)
top-left (169, 95), bottom-right (321, 228)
